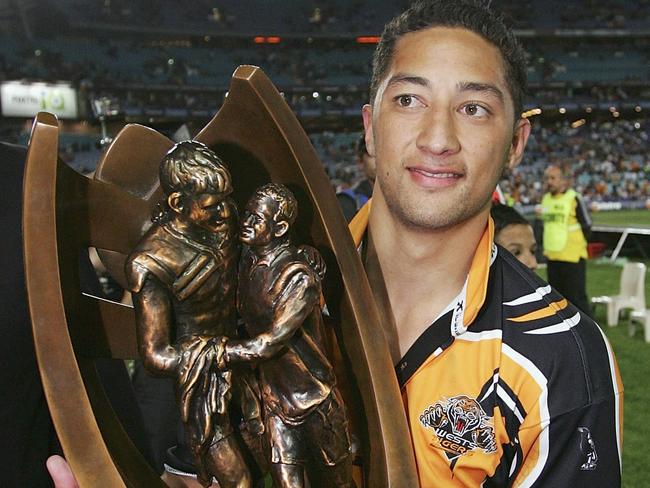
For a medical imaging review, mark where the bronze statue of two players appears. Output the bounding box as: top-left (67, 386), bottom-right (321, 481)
top-left (126, 141), bottom-right (354, 487)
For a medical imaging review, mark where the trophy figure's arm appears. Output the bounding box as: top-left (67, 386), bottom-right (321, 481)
top-left (226, 268), bottom-right (319, 365)
top-left (133, 277), bottom-right (180, 375)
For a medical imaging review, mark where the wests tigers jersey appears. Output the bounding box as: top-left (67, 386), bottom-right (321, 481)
top-left (349, 206), bottom-right (623, 487)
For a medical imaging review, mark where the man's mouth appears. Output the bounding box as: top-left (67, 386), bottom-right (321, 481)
top-left (409, 166), bottom-right (462, 177)
top-left (407, 166), bottom-right (463, 186)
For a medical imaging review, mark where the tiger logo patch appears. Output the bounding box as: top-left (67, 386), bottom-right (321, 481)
top-left (420, 395), bottom-right (497, 463)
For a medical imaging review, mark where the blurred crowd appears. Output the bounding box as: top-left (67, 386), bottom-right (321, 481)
top-left (501, 119), bottom-right (649, 205)
top-left (309, 119), bottom-right (650, 206)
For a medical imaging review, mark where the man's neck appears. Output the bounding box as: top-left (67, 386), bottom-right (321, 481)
top-left (367, 197), bottom-right (489, 357)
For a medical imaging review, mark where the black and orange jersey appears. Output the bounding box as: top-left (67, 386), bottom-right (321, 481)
top-left (349, 205), bottom-right (623, 487)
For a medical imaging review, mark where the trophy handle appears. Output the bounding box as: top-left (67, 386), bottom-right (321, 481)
top-left (23, 112), bottom-right (165, 487)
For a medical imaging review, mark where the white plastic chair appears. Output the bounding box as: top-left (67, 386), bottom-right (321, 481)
top-left (630, 310), bottom-right (650, 343)
top-left (592, 261), bottom-right (646, 326)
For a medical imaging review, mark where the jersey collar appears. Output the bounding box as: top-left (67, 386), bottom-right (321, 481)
top-left (349, 200), bottom-right (494, 330)
top-left (349, 201), bottom-right (496, 387)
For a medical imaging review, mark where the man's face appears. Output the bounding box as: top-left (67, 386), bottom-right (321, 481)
top-left (240, 197), bottom-right (276, 247)
top-left (363, 27), bottom-right (530, 230)
top-left (544, 166), bottom-right (564, 195)
top-left (184, 192), bottom-right (233, 233)
top-left (495, 223), bottom-right (538, 270)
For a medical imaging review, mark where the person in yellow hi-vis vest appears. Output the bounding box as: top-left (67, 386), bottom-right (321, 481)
top-left (541, 164), bottom-right (593, 316)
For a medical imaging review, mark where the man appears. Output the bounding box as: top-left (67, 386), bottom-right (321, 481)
top-left (125, 141), bottom-right (260, 488)
top-left (491, 203), bottom-right (538, 270)
top-left (337, 133), bottom-right (376, 222)
top-left (350, 0), bottom-right (622, 485)
top-left (219, 183), bottom-right (353, 488)
top-left (48, 2), bottom-right (623, 487)
top-left (541, 164), bottom-right (592, 316)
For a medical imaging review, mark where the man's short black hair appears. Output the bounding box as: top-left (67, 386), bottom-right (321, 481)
top-left (491, 203), bottom-right (531, 237)
top-left (370, 0), bottom-right (527, 118)
top-left (355, 132), bottom-right (368, 161)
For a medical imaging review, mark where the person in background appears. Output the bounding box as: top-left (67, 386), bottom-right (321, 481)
top-left (491, 203), bottom-right (538, 270)
top-left (541, 164), bottom-right (592, 315)
top-left (336, 133), bottom-right (376, 222)
top-left (1, 142), bottom-right (61, 487)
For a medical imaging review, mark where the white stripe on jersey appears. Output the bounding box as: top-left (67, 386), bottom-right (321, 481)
top-left (504, 285), bottom-right (552, 306)
top-left (523, 312), bottom-right (581, 335)
top-left (503, 344), bottom-right (550, 487)
top-left (594, 325), bottom-right (623, 473)
top-left (478, 372), bottom-right (500, 403)
top-left (459, 330), bottom-right (503, 342)
top-left (497, 385), bottom-right (525, 424)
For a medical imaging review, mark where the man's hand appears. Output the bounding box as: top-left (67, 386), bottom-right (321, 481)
top-left (46, 455), bottom-right (79, 488)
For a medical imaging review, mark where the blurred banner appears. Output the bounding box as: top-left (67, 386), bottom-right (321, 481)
top-left (1, 81), bottom-right (79, 119)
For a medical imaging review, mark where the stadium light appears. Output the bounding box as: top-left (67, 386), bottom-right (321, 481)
top-left (253, 36), bottom-right (282, 44)
top-left (356, 36), bottom-right (381, 44)
top-left (571, 119), bottom-right (586, 128)
top-left (521, 108), bottom-right (542, 118)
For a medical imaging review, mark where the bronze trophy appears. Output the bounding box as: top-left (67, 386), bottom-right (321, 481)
top-left (22, 66), bottom-right (417, 487)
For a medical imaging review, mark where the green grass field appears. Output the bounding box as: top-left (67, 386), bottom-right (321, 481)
top-left (538, 261), bottom-right (649, 487)
top-left (591, 209), bottom-right (650, 227)
top-left (538, 210), bottom-right (650, 487)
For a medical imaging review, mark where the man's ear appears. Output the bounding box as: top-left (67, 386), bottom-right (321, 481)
top-left (167, 192), bottom-right (184, 214)
top-left (274, 220), bottom-right (289, 238)
top-left (362, 104), bottom-right (376, 158)
top-left (506, 117), bottom-right (531, 170)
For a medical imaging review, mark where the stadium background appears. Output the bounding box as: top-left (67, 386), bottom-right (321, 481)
top-left (0, 0), bottom-right (648, 485)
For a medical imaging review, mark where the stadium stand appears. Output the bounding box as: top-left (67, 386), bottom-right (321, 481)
top-left (0, 0), bottom-right (648, 203)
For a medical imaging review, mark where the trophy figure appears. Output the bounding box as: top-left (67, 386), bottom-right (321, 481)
top-left (221, 183), bottom-right (354, 487)
top-left (125, 140), bottom-right (261, 487)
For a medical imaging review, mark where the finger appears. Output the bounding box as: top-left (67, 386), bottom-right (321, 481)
top-left (46, 455), bottom-right (80, 488)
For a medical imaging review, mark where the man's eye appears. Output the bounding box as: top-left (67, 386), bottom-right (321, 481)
top-left (462, 103), bottom-right (488, 117)
top-left (396, 95), bottom-right (415, 107)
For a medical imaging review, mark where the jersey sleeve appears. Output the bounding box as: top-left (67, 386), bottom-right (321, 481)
top-left (514, 395), bottom-right (622, 487)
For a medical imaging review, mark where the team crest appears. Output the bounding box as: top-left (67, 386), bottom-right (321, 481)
top-left (420, 395), bottom-right (497, 465)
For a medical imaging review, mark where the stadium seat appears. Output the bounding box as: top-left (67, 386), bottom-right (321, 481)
top-left (592, 261), bottom-right (647, 326)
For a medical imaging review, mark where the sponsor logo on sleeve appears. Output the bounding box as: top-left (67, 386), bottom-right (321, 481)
top-left (578, 427), bottom-right (598, 471)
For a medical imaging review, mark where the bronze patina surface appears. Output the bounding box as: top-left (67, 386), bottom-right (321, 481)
top-left (125, 141), bottom-right (260, 487)
top-left (223, 183), bottom-right (353, 487)
top-left (23, 66), bottom-right (417, 487)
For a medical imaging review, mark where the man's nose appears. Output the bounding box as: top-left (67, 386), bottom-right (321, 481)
top-left (416, 108), bottom-right (461, 156)
top-left (524, 253), bottom-right (538, 271)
